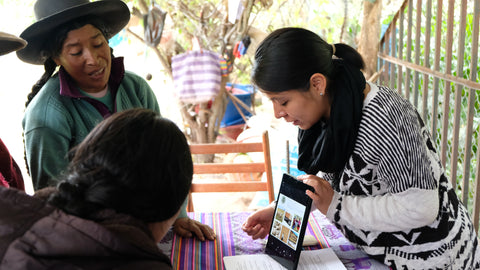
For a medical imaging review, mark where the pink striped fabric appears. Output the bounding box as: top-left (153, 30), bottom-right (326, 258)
top-left (172, 50), bottom-right (222, 104)
top-left (171, 212), bottom-right (235, 269)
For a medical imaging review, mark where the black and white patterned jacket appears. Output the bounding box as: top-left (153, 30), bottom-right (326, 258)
top-left (323, 83), bottom-right (480, 269)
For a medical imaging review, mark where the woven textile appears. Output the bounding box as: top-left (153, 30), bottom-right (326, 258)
top-left (168, 212), bottom-right (332, 270)
top-left (159, 211), bottom-right (389, 269)
top-left (172, 50), bottom-right (222, 104)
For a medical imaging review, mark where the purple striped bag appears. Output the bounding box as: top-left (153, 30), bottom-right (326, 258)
top-left (172, 50), bottom-right (222, 103)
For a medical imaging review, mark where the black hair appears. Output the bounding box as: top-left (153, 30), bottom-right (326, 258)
top-left (251, 27), bottom-right (365, 93)
top-left (48, 108), bottom-right (193, 223)
top-left (25, 16), bottom-right (112, 108)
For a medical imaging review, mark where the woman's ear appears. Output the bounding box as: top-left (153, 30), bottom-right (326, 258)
top-left (309, 73), bottom-right (327, 96)
top-left (52, 57), bottom-right (61, 66)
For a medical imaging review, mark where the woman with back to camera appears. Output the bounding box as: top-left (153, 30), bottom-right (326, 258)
top-left (241, 27), bottom-right (480, 269)
top-left (17, 0), bottom-right (214, 241)
top-left (1, 109), bottom-right (191, 269)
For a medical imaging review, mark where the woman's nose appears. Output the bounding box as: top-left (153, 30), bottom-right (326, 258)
top-left (273, 104), bottom-right (286, 119)
top-left (84, 49), bottom-right (98, 65)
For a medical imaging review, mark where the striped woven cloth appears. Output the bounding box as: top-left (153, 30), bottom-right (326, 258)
top-left (171, 50), bottom-right (221, 104)
top-left (169, 212), bottom-right (329, 270)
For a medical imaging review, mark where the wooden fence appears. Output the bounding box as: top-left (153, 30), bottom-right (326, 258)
top-left (377, 0), bottom-right (480, 230)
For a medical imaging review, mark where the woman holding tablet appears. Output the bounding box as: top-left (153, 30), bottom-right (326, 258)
top-left (242, 27), bottom-right (480, 269)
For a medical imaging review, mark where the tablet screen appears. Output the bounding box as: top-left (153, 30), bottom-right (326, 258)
top-left (265, 173), bottom-right (314, 270)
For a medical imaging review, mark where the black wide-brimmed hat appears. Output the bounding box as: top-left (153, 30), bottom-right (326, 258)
top-left (17, 0), bottom-right (130, 65)
top-left (0, 32), bottom-right (27, 56)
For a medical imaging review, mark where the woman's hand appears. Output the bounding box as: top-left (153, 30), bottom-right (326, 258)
top-left (173, 217), bottom-right (216, 241)
top-left (242, 206), bottom-right (275, 240)
top-left (297, 174), bottom-right (334, 214)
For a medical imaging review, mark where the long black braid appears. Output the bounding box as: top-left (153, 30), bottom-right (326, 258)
top-left (25, 58), bottom-right (57, 107)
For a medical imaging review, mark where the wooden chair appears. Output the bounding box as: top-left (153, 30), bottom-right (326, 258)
top-left (187, 130), bottom-right (275, 212)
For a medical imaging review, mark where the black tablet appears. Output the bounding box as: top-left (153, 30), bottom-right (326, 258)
top-left (265, 173), bottom-right (314, 270)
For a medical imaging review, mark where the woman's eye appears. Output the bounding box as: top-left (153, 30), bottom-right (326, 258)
top-left (70, 51), bottom-right (82, 56)
top-left (281, 101), bottom-right (288, 106)
top-left (94, 42), bottom-right (104, 48)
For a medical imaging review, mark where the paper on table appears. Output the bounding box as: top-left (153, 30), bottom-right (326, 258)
top-left (298, 248), bottom-right (347, 270)
top-left (223, 254), bottom-right (285, 270)
top-left (223, 248), bottom-right (346, 270)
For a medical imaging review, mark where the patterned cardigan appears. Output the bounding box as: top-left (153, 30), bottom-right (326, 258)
top-left (323, 83), bottom-right (480, 269)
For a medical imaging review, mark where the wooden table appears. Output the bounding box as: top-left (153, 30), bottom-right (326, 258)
top-left (158, 211), bottom-right (390, 269)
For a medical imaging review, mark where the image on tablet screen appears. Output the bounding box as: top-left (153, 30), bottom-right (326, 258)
top-left (270, 194), bottom-right (306, 250)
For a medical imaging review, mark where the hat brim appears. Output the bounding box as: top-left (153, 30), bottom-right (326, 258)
top-left (0, 32), bottom-right (27, 56)
top-left (17, 0), bottom-right (130, 65)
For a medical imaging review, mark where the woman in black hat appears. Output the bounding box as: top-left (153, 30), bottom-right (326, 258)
top-left (0, 31), bottom-right (26, 190)
top-left (1, 108), bottom-right (190, 269)
top-left (18, 0), bottom-right (149, 189)
top-left (17, 0), bottom-right (215, 242)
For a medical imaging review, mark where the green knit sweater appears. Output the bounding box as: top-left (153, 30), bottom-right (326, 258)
top-left (23, 70), bottom-right (160, 189)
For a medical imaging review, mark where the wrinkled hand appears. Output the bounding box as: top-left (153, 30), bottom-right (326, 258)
top-left (297, 174), bottom-right (334, 214)
top-left (242, 206), bottom-right (275, 240)
top-left (173, 217), bottom-right (216, 241)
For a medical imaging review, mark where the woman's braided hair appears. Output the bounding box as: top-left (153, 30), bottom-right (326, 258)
top-left (49, 108), bottom-right (193, 222)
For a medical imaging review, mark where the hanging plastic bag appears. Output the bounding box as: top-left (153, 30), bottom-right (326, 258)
top-left (143, 3), bottom-right (167, 47)
top-left (172, 50), bottom-right (222, 103)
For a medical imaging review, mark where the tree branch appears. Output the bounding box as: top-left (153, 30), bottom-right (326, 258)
top-left (138, 0), bottom-right (149, 14)
top-left (126, 27), bottom-right (173, 78)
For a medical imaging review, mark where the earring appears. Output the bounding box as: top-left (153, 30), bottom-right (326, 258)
top-left (320, 92), bottom-right (324, 96)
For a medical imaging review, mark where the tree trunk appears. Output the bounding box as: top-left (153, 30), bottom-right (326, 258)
top-left (127, 0), bottom-right (265, 164)
top-left (357, 0), bottom-right (382, 80)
